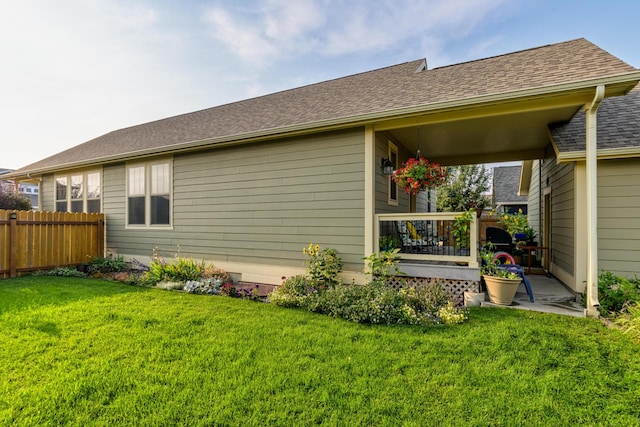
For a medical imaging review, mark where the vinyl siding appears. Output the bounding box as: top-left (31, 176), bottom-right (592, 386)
top-left (374, 132), bottom-right (430, 213)
top-left (40, 174), bottom-right (54, 211)
top-left (527, 161), bottom-right (541, 233)
top-left (104, 128), bottom-right (366, 273)
top-left (597, 158), bottom-right (640, 278)
top-left (541, 156), bottom-right (575, 277)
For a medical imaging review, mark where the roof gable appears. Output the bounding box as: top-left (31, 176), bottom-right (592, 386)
top-left (493, 166), bottom-right (527, 203)
top-left (10, 38), bottom-right (639, 176)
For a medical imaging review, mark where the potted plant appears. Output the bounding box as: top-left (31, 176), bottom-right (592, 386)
top-left (524, 226), bottom-right (538, 246)
top-left (392, 157), bottom-right (448, 195)
top-left (480, 243), bottom-right (521, 306)
top-left (379, 235), bottom-right (401, 251)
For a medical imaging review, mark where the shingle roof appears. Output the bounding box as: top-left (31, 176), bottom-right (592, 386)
top-left (550, 86), bottom-right (640, 152)
top-left (493, 166), bottom-right (527, 203)
top-left (11, 38), bottom-right (639, 175)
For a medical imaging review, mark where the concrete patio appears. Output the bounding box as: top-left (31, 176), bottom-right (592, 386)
top-left (481, 274), bottom-right (585, 317)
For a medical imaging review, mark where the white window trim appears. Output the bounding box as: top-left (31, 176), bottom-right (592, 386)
top-left (125, 158), bottom-right (173, 230)
top-left (387, 141), bottom-right (399, 206)
top-left (54, 168), bottom-right (102, 213)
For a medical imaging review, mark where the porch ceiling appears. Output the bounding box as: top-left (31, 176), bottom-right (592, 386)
top-left (374, 84), bottom-right (634, 166)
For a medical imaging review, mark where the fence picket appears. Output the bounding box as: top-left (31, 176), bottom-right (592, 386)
top-left (0, 209), bottom-right (105, 278)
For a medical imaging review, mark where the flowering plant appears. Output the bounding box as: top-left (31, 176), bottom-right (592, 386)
top-left (392, 157), bottom-right (448, 195)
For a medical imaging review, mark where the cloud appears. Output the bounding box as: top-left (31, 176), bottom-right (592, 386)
top-left (202, 0), bottom-right (510, 68)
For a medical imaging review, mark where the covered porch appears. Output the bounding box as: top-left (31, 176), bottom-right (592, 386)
top-left (363, 75), bottom-right (640, 316)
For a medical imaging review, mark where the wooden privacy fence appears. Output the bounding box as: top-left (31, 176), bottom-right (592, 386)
top-left (0, 210), bottom-right (105, 278)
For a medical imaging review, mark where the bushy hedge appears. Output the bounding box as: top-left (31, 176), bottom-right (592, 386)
top-left (270, 277), bottom-right (466, 326)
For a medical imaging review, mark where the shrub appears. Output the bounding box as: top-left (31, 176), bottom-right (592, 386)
top-left (0, 182), bottom-right (32, 210)
top-left (183, 278), bottom-right (223, 294)
top-left (143, 257), bottom-right (205, 285)
top-left (597, 271), bottom-right (640, 316)
top-left (88, 255), bottom-right (128, 274)
top-left (499, 209), bottom-right (528, 236)
top-left (269, 275), bottom-right (314, 308)
top-left (33, 267), bottom-right (86, 277)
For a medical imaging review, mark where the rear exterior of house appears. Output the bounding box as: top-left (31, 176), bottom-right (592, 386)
top-left (3, 38), bottom-right (640, 299)
top-left (524, 89), bottom-right (640, 292)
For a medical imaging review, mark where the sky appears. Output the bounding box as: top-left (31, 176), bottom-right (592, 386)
top-left (1, 0), bottom-right (638, 170)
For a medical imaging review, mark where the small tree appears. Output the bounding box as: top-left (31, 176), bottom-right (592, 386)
top-left (436, 164), bottom-right (491, 212)
top-left (0, 181), bottom-right (32, 210)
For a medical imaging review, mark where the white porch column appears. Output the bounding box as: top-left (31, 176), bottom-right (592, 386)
top-left (584, 85), bottom-right (605, 318)
top-left (364, 125), bottom-right (376, 258)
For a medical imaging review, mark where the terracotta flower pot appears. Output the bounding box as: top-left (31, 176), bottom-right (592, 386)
top-left (483, 275), bottom-right (521, 306)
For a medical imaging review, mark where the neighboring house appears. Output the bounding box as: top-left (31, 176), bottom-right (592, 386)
top-left (521, 86), bottom-right (640, 293)
top-left (2, 38), bottom-right (639, 315)
top-left (493, 165), bottom-right (528, 214)
top-left (0, 168), bottom-right (39, 209)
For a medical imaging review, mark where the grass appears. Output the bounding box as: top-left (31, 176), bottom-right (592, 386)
top-left (1, 277), bottom-right (639, 426)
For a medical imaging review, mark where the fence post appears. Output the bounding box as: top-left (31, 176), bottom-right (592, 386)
top-left (9, 211), bottom-right (17, 278)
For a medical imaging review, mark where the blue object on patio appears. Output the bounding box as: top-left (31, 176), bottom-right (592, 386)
top-left (498, 264), bottom-right (534, 302)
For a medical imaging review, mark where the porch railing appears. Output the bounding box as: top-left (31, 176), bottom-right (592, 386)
top-left (375, 212), bottom-right (479, 268)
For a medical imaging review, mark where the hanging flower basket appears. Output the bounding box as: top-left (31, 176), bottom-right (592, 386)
top-left (392, 157), bottom-right (448, 195)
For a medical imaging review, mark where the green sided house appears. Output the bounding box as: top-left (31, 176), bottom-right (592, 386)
top-left (3, 38), bottom-right (639, 315)
top-left (521, 85), bottom-right (640, 295)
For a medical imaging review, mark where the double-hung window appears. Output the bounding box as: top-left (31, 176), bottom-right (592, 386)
top-left (127, 160), bottom-right (172, 227)
top-left (55, 170), bottom-right (101, 213)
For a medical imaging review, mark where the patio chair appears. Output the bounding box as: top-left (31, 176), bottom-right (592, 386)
top-left (396, 221), bottom-right (435, 254)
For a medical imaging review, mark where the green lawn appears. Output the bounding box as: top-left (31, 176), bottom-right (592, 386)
top-left (1, 277), bottom-right (639, 426)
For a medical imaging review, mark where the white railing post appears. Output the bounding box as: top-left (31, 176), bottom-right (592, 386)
top-left (468, 214), bottom-right (479, 268)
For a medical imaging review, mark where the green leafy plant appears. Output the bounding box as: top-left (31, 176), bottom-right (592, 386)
top-left (88, 255), bottom-right (128, 274)
top-left (364, 248), bottom-right (404, 286)
top-left (499, 209), bottom-right (528, 236)
top-left (33, 267), bottom-right (86, 277)
top-left (452, 209), bottom-right (475, 249)
top-left (303, 243), bottom-right (343, 288)
top-left (436, 164), bottom-right (491, 212)
top-left (480, 243), bottom-right (519, 279)
top-left (379, 235), bottom-right (401, 251)
top-left (597, 271), bottom-right (640, 317)
top-left (615, 303), bottom-right (640, 341)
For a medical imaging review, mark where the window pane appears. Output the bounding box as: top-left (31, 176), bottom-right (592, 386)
top-left (151, 195), bottom-right (170, 225)
top-left (128, 196), bottom-right (145, 225)
top-left (71, 200), bottom-right (83, 213)
top-left (86, 172), bottom-right (100, 199)
top-left (128, 166), bottom-right (145, 196)
top-left (87, 199), bottom-right (100, 213)
top-left (151, 163), bottom-right (169, 195)
top-left (71, 175), bottom-right (83, 200)
top-left (56, 177), bottom-right (67, 201)
top-left (55, 201), bottom-right (67, 212)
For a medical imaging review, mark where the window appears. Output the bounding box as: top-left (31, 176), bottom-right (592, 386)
top-left (388, 141), bottom-right (398, 205)
top-left (55, 171), bottom-right (101, 213)
top-left (127, 160), bottom-right (172, 227)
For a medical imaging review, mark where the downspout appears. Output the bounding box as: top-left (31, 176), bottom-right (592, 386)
top-left (584, 85), bottom-right (605, 318)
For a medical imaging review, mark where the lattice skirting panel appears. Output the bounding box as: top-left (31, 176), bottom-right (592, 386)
top-left (386, 276), bottom-right (481, 306)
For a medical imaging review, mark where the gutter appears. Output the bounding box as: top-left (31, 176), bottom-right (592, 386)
top-left (6, 71), bottom-right (640, 180)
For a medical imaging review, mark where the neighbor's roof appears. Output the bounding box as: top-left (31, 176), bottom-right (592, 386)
top-left (493, 166), bottom-right (528, 203)
top-left (550, 85), bottom-right (640, 156)
top-left (7, 38), bottom-right (640, 177)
